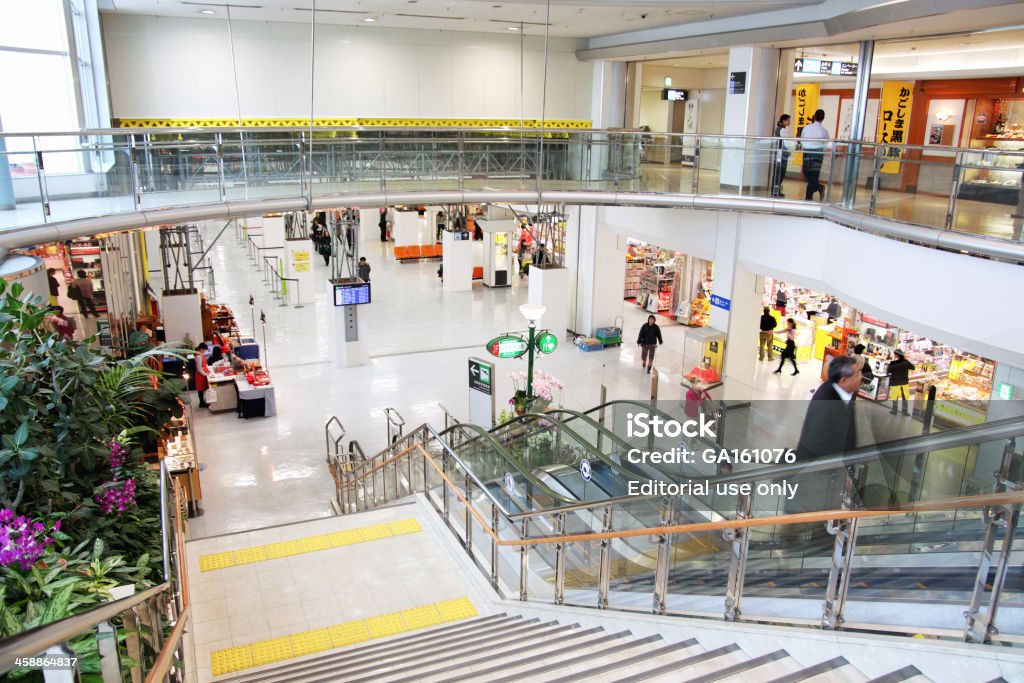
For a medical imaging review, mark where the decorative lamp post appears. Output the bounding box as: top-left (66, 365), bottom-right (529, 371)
top-left (519, 303), bottom-right (546, 401)
top-left (259, 310), bottom-right (268, 370)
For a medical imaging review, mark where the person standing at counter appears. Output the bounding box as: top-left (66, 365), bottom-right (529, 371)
top-left (194, 342), bottom-right (211, 408)
top-left (47, 268), bottom-right (60, 306)
top-left (758, 306), bottom-right (777, 361)
top-left (887, 350), bottom-right (916, 416)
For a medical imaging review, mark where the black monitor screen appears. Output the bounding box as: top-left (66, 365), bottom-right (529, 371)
top-left (334, 282), bottom-right (371, 306)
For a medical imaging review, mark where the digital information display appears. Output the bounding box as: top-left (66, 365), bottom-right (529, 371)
top-left (334, 282), bottom-right (371, 306)
top-left (662, 88), bottom-right (688, 101)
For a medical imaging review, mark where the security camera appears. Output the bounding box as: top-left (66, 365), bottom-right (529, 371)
top-left (640, 13), bottom-right (648, 19)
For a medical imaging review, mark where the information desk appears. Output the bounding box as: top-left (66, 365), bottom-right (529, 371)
top-left (235, 376), bottom-right (276, 418)
top-left (207, 369), bottom-right (239, 413)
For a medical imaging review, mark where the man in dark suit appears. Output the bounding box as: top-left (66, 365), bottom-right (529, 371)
top-left (795, 355), bottom-right (860, 462)
top-left (783, 356), bottom-right (862, 527)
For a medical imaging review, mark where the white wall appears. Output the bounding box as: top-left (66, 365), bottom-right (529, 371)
top-left (101, 14), bottom-right (592, 121)
top-left (598, 205), bottom-right (1024, 367)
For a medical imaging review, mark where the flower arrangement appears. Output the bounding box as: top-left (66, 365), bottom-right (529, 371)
top-left (93, 439), bottom-right (138, 516)
top-left (0, 509), bottom-right (58, 570)
top-left (508, 370), bottom-right (564, 415)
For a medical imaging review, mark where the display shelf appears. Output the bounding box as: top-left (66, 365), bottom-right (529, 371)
top-left (65, 238), bottom-right (108, 314)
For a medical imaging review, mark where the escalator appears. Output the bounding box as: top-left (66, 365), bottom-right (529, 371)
top-left (440, 403), bottom-right (1024, 605)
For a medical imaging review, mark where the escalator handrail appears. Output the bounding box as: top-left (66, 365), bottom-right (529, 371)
top-left (504, 413), bottom-right (1024, 520)
top-left (487, 411), bottom-right (646, 486)
top-left (543, 408), bottom-right (634, 453)
top-left (581, 398), bottom-right (718, 450)
top-left (436, 421), bottom-right (577, 506)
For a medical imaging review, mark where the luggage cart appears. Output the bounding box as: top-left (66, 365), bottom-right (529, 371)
top-left (595, 315), bottom-right (623, 347)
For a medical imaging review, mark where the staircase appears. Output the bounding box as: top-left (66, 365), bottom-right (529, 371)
top-left (213, 613), bottom-right (948, 683)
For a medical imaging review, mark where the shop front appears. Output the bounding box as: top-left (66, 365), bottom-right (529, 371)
top-left (623, 238), bottom-right (714, 326)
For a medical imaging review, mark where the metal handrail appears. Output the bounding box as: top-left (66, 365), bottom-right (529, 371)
top-left (324, 416), bottom-right (346, 460)
top-left (0, 583), bottom-right (170, 670)
top-left (504, 414), bottom-right (1024, 521)
top-left (143, 604), bottom-right (190, 683)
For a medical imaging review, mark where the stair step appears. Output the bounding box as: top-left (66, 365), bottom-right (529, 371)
top-left (542, 638), bottom-right (700, 683)
top-left (432, 629), bottom-right (648, 683)
top-left (325, 621), bottom-right (585, 683)
top-left (710, 651), bottom-right (802, 683)
top-left (868, 667), bottom-right (930, 683)
top-left (609, 643), bottom-right (743, 682)
top-left (767, 657), bottom-right (867, 683)
top-left (374, 624), bottom-right (610, 683)
top-left (228, 616), bottom-right (533, 683)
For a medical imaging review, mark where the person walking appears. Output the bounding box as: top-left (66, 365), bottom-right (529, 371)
top-left (436, 211), bottom-right (446, 242)
top-left (800, 109), bottom-right (830, 201)
top-left (773, 318), bottom-right (799, 375)
top-left (637, 315), bottom-right (663, 374)
top-left (378, 210), bottom-right (389, 242)
top-left (794, 354), bottom-right (861, 461)
top-left (47, 268), bottom-right (60, 307)
top-left (758, 306), bottom-right (777, 361)
top-left (71, 270), bottom-right (99, 318)
top-left (887, 350), bottom-right (916, 416)
top-left (357, 257), bottom-right (371, 282)
top-left (771, 114), bottom-right (793, 197)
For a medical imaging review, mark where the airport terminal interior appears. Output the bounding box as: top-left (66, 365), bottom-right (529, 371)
top-left (2, 0), bottom-right (1024, 682)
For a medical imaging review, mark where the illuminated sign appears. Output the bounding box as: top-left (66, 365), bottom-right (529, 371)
top-left (486, 335), bottom-right (529, 359)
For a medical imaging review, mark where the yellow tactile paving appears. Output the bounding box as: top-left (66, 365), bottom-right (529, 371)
top-left (198, 518), bottom-right (422, 572)
top-left (208, 597), bottom-right (478, 676)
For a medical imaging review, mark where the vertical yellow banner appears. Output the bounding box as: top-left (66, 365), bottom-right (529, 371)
top-left (792, 83), bottom-right (820, 166)
top-left (877, 81), bottom-right (914, 174)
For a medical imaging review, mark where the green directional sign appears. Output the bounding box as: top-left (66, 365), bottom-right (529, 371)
top-left (486, 334), bottom-right (529, 359)
top-left (535, 330), bottom-right (558, 354)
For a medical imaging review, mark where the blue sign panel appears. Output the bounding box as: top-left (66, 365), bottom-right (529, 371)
top-left (710, 294), bottom-right (731, 311)
top-left (579, 458), bottom-right (592, 482)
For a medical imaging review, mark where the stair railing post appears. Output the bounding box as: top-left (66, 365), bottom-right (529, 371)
top-left (964, 437), bottom-right (1021, 643)
top-left (822, 466), bottom-right (865, 629)
top-left (724, 491), bottom-right (753, 621)
top-left (491, 504), bottom-right (500, 590)
top-left (519, 519), bottom-right (530, 601)
top-left (652, 496), bottom-right (673, 615)
top-left (464, 475), bottom-right (473, 555)
top-left (554, 512), bottom-right (567, 605)
top-left (597, 505), bottom-right (613, 609)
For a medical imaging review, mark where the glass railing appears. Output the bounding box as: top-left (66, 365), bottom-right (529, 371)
top-left (2, 127), bottom-right (1023, 248)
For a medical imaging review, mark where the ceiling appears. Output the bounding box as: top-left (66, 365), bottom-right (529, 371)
top-left (96, 0), bottom-right (820, 39)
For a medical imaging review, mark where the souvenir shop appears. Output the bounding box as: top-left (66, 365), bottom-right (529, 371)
top-left (623, 239), bottom-right (714, 326)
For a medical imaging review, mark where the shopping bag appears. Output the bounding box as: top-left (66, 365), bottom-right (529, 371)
top-left (204, 388), bottom-right (218, 404)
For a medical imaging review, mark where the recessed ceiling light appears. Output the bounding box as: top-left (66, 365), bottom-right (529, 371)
top-left (363, 16), bottom-right (376, 22)
top-left (508, 25), bottom-right (520, 31)
top-left (199, 9), bottom-right (215, 14)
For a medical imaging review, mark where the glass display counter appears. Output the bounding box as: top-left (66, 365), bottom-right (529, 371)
top-left (682, 327), bottom-right (725, 388)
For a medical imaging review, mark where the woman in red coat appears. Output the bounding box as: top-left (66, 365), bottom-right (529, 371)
top-left (194, 342), bottom-right (211, 407)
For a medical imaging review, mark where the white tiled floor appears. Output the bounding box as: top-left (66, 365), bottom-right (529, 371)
top-left (184, 501), bottom-right (491, 683)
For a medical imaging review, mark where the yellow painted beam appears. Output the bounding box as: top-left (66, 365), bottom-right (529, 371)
top-left (113, 117), bottom-right (591, 129)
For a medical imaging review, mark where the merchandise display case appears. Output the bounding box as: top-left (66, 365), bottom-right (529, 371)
top-left (624, 256), bottom-right (645, 299)
top-left (681, 327), bottom-right (725, 389)
top-left (160, 401), bottom-right (202, 515)
top-left (64, 238), bottom-right (107, 314)
top-left (959, 140), bottom-right (1024, 205)
top-left (640, 264), bottom-right (675, 313)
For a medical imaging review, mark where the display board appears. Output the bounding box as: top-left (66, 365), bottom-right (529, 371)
top-left (333, 282), bottom-right (371, 306)
top-left (468, 357), bottom-right (495, 428)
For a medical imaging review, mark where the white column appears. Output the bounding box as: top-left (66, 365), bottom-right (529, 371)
top-left (284, 239), bottom-right (314, 305)
top-left (528, 267), bottom-right (571, 345)
top-left (262, 215), bottom-right (285, 247)
top-left (720, 46), bottom-right (780, 190)
top-left (709, 214), bottom-right (762, 401)
top-left (573, 206), bottom-right (625, 336)
top-left (442, 230), bottom-right (473, 292)
top-left (591, 61), bottom-right (627, 129)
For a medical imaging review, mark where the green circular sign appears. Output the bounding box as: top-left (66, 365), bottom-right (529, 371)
top-left (486, 335), bottom-right (529, 359)
top-left (535, 331), bottom-right (558, 354)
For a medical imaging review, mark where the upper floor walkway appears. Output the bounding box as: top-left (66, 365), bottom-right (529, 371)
top-left (1, 126), bottom-right (1023, 262)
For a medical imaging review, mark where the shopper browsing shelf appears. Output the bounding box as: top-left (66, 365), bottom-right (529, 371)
top-left (887, 350), bottom-right (916, 416)
top-left (773, 318), bottom-right (799, 375)
top-left (758, 306), bottom-right (777, 361)
top-left (637, 315), bottom-right (663, 374)
top-left (70, 270), bottom-right (98, 319)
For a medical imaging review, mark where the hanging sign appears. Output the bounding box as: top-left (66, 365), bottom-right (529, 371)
top-left (535, 330), bottom-right (558, 354)
top-left (486, 335), bottom-right (529, 359)
top-left (792, 83), bottom-right (820, 166)
top-left (877, 81), bottom-right (914, 174)
top-left (710, 294), bottom-right (731, 311)
top-left (728, 72), bottom-right (747, 95)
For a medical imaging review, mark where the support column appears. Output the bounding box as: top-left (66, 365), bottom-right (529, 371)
top-left (842, 41), bottom-right (875, 208)
top-left (709, 214), bottom-right (761, 401)
top-left (591, 61), bottom-right (627, 129)
top-left (720, 47), bottom-right (781, 192)
top-left (528, 266), bottom-right (571, 343)
top-left (327, 278), bottom-right (368, 367)
top-left (572, 206), bottom-right (625, 337)
top-left (0, 116), bottom-right (15, 210)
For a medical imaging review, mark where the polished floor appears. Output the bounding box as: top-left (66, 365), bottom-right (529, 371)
top-left (187, 220), bottom-right (928, 539)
